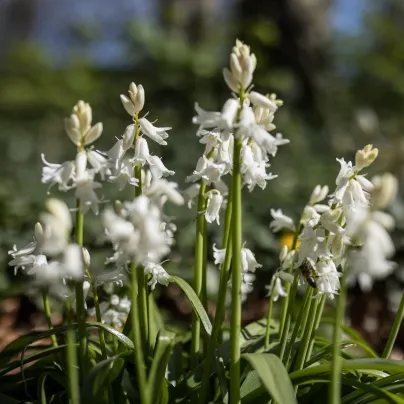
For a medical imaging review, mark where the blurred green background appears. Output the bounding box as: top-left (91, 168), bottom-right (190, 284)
top-left (1, 0), bottom-right (404, 302)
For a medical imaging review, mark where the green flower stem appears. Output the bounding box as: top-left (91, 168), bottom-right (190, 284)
top-left (278, 272), bottom-right (300, 361)
top-left (190, 180), bottom-right (207, 368)
top-left (199, 189), bottom-right (233, 404)
top-left (66, 301), bottom-right (80, 404)
top-left (230, 134), bottom-right (243, 404)
top-left (75, 202), bottom-right (88, 375)
top-left (330, 271), bottom-right (346, 404)
top-left (279, 222), bottom-right (302, 333)
top-left (202, 225), bottom-right (209, 355)
top-left (147, 291), bottom-right (156, 351)
top-left (137, 266), bottom-right (149, 353)
top-left (293, 289), bottom-right (317, 372)
top-left (86, 270), bottom-right (107, 359)
top-left (132, 111), bottom-right (149, 356)
top-left (42, 288), bottom-right (57, 347)
top-left (383, 290), bottom-right (404, 358)
top-left (130, 261), bottom-right (148, 404)
top-left (284, 287), bottom-right (312, 369)
top-left (264, 291), bottom-right (275, 350)
top-left (305, 294), bottom-right (326, 362)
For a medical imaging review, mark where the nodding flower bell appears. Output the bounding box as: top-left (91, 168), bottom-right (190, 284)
top-left (205, 190), bottom-right (223, 225)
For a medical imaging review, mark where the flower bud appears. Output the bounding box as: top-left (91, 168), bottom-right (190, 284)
top-left (371, 173), bottom-right (398, 210)
top-left (134, 84), bottom-right (145, 113)
top-left (46, 198), bottom-right (72, 232)
top-left (122, 124), bottom-right (136, 150)
top-left (355, 144), bottom-right (379, 171)
top-left (223, 40), bottom-right (257, 92)
top-left (82, 247), bottom-right (91, 268)
top-left (64, 244), bottom-right (84, 280)
top-left (114, 200), bottom-right (124, 215)
top-left (120, 94), bottom-right (136, 116)
top-left (73, 101), bottom-right (92, 134)
top-left (309, 185), bottom-right (329, 205)
top-left (279, 245), bottom-right (288, 262)
top-left (64, 114), bottom-right (81, 146)
top-left (84, 122), bottom-right (103, 146)
top-left (34, 222), bottom-right (44, 245)
top-left (248, 91), bottom-right (278, 112)
top-left (128, 82), bottom-right (138, 103)
top-left (223, 68), bottom-right (239, 93)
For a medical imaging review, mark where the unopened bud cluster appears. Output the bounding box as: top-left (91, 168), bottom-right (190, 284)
top-left (120, 82), bottom-right (145, 116)
top-left (64, 101), bottom-right (103, 148)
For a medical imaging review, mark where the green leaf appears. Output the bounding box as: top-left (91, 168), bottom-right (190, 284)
top-left (81, 353), bottom-right (128, 401)
top-left (147, 331), bottom-right (175, 404)
top-left (0, 322), bottom-right (133, 368)
top-left (306, 340), bottom-right (378, 368)
top-left (240, 370), bottom-right (268, 402)
top-left (169, 276), bottom-right (212, 336)
top-left (290, 359), bottom-right (404, 386)
top-left (0, 345), bottom-right (70, 377)
top-left (242, 353), bottom-right (297, 404)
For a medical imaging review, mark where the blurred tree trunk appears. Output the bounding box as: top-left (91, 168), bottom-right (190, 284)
top-left (0, 0), bottom-right (38, 61)
top-left (236, 0), bottom-right (332, 123)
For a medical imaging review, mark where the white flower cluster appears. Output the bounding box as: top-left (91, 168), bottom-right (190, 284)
top-left (8, 199), bottom-right (83, 290)
top-left (42, 101), bottom-right (104, 214)
top-left (213, 243), bottom-right (262, 301)
top-left (185, 40), bottom-right (289, 225)
top-left (99, 82), bottom-right (183, 288)
top-left (268, 144), bottom-right (398, 300)
top-left (88, 293), bottom-right (132, 329)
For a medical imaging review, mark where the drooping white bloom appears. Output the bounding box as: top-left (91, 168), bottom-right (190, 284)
top-left (213, 244), bottom-right (261, 273)
top-left (308, 185), bottom-right (329, 206)
top-left (371, 173), bottom-right (398, 210)
top-left (205, 191), bottom-right (223, 225)
top-left (301, 206), bottom-right (321, 228)
top-left (186, 156), bottom-right (226, 185)
top-left (62, 244), bottom-right (84, 280)
top-left (248, 91), bottom-right (277, 112)
top-left (266, 276), bottom-right (288, 302)
top-left (237, 105), bottom-right (289, 156)
top-left (315, 258), bottom-right (341, 299)
top-left (109, 158), bottom-right (139, 190)
top-left (212, 244), bottom-right (226, 266)
top-left (41, 154), bottom-right (75, 192)
top-left (75, 151), bottom-right (102, 215)
top-left (139, 117), bottom-right (170, 145)
top-left (39, 199), bottom-right (72, 256)
top-left (147, 155), bottom-right (175, 180)
top-left (269, 209), bottom-right (295, 233)
top-left (183, 183), bottom-right (201, 209)
top-left (144, 262), bottom-right (170, 290)
top-left (241, 247), bottom-right (262, 273)
top-left (145, 178), bottom-right (184, 206)
top-left (87, 150), bottom-right (111, 180)
top-left (133, 137), bottom-right (150, 166)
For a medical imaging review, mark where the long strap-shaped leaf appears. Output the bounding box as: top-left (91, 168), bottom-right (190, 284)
top-left (242, 353), bottom-right (297, 404)
top-left (169, 276), bottom-right (212, 336)
top-left (147, 331), bottom-right (175, 404)
top-left (0, 321), bottom-right (134, 367)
